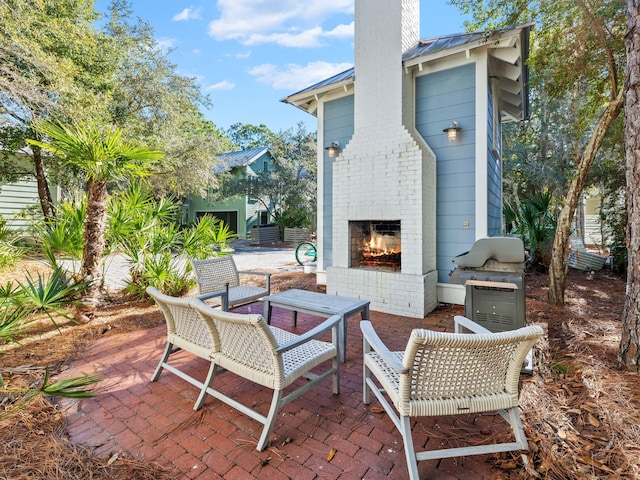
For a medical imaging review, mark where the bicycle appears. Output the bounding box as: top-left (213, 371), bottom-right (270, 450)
top-left (295, 240), bottom-right (317, 265)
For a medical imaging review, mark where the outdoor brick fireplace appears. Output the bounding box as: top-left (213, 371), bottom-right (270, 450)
top-left (350, 220), bottom-right (401, 271)
top-left (325, 0), bottom-right (438, 318)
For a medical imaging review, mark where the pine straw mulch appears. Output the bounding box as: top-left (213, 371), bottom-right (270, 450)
top-left (1, 260), bottom-right (640, 479)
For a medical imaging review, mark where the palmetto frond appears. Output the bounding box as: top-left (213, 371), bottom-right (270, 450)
top-left (27, 120), bottom-right (163, 181)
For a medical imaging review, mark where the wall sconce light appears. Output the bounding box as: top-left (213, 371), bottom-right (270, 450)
top-left (324, 141), bottom-right (341, 158)
top-left (443, 121), bottom-right (461, 142)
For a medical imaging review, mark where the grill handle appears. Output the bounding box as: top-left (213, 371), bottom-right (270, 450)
top-left (464, 279), bottom-right (519, 290)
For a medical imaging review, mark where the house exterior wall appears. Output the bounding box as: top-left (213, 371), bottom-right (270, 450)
top-left (415, 63), bottom-right (476, 283)
top-left (487, 85), bottom-right (503, 235)
top-left (0, 179), bottom-right (42, 229)
top-left (188, 194), bottom-right (245, 236)
top-left (321, 95), bottom-right (355, 270)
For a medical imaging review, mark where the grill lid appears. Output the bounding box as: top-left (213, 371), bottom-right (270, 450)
top-left (453, 236), bottom-right (525, 268)
top-left (449, 236), bottom-right (526, 285)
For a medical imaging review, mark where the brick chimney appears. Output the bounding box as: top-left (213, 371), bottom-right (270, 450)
top-left (326, 0), bottom-right (439, 318)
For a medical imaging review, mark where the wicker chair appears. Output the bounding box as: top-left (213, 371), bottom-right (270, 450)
top-left (146, 287), bottom-right (220, 411)
top-left (361, 316), bottom-right (543, 480)
top-left (192, 299), bottom-right (341, 451)
top-left (192, 256), bottom-right (271, 310)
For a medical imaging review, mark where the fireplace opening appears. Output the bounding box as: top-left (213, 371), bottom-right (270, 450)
top-left (349, 220), bottom-right (401, 271)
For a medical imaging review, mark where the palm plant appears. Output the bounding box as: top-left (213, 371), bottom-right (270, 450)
top-left (107, 182), bottom-right (236, 297)
top-left (1, 367), bottom-right (100, 419)
top-left (504, 191), bottom-right (557, 269)
top-left (0, 304), bottom-right (31, 346)
top-left (0, 216), bottom-right (26, 270)
top-left (182, 214), bottom-right (236, 259)
top-left (28, 120), bottom-right (163, 306)
top-left (31, 200), bottom-right (86, 269)
top-left (17, 267), bottom-right (92, 329)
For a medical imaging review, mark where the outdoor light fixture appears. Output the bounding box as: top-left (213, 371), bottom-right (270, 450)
top-left (443, 121), bottom-right (461, 142)
top-left (324, 141), bottom-right (341, 158)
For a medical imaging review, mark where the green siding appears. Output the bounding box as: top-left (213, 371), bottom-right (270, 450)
top-left (0, 180), bottom-right (40, 229)
top-left (186, 150), bottom-right (274, 239)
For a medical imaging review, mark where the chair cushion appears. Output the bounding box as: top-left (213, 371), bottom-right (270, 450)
top-left (204, 285), bottom-right (269, 307)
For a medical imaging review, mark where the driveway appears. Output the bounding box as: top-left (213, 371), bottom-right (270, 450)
top-left (63, 239), bottom-right (300, 291)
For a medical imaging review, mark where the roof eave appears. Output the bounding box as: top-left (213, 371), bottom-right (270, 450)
top-left (280, 77), bottom-right (354, 116)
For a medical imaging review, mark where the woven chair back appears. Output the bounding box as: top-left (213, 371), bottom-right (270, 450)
top-left (147, 287), bottom-right (218, 352)
top-left (192, 256), bottom-right (241, 291)
top-left (401, 326), bottom-right (542, 401)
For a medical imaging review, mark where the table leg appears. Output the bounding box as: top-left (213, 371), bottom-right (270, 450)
top-left (339, 315), bottom-right (346, 363)
top-left (291, 311), bottom-right (297, 327)
top-left (263, 301), bottom-right (272, 325)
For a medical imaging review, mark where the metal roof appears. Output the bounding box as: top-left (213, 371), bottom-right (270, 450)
top-left (284, 30), bottom-right (488, 100)
top-left (402, 31), bottom-right (488, 60)
top-left (213, 147), bottom-right (270, 173)
top-left (282, 25), bottom-right (531, 122)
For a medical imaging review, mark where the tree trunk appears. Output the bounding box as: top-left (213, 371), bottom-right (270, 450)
top-left (619, 0), bottom-right (640, 371)
top-left (32, 144), bottom-right (56, 221)
top-left (547, 89), bottom-right (625, 305)
top-left (81, 178), bottom-right (107, 307)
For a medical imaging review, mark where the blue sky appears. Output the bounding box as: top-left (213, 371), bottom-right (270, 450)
top-left (95, 1), bottom-right (469, 134)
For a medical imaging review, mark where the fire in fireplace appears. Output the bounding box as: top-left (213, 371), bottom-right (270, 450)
top-left (349, 220), bottom-right (401, 271)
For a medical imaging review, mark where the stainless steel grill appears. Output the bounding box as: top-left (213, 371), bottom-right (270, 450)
top-left (450, 237), bottom-right (526, 333)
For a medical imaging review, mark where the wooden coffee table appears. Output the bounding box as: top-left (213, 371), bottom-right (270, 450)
top-left (263, 289), bottom-right (370, 362)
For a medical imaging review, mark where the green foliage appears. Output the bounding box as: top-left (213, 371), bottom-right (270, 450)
top-left (109, 182), bottom-right (235, 298)
top-left (38, 367), bottom-right (100, 398)
top-left (0, 216), bottom-right (26, 270)
top-left (17, 267), bottom-right (92, 329)
top-left (219, 122), bottom-right (317, 230)
top-left (504, 191), bottom-right (557, 270)
top-left (0, 304), bottom-right (31, 346)
top-left (31, 201), bottom-right (86, 269)
top-left (0, 281), bottom-right (19, 301)
top-left (182, 214), bottom-right (236, 259)
top-left (28, 120), bottom-right (163, 183)
top-left (0, 367), bottom-right (100, 419)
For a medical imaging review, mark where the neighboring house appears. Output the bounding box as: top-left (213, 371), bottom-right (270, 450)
top-left (0, 152), bottom-right (58, 230)
top-left (576, 188), bottom-right (608, 249)
top-left (0, 178), bottom-right (41, 229)
top-left (186, 147), bottom-right (276, 239)
top-left (282, 0), bottom-right (530, 318)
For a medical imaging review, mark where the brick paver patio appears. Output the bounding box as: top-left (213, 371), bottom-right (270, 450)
top-left (59, 301), bottom-right (517, 479)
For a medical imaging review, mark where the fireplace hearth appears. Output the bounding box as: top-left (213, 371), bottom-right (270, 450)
top-left (350, 221), bottom-right (401, 271)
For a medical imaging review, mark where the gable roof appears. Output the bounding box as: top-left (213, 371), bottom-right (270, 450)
top-left (213, 146), bottom-right (270, 174)
top-left (282, 24), bottom-right (532, 122)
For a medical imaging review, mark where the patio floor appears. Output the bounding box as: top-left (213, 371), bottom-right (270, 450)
top-left (59, 301), bottom-right (517, 479)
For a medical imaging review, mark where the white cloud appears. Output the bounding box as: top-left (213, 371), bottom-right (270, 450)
top-left (173, 7), bottom-right (202, 21)
top-left (235, 51), bottom-right (252, 59)
top-left (207, 0), bottom-right (354, 47)
top-left (206, 80), bottom-right (236, 91)
top-left (324, 21), bottom-right (354, 39)
top-left (155, 37), bottom-right (177, 53)
top-left (249, 60), bottom-right (353, 91)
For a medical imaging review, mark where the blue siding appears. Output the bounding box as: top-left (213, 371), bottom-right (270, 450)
top-left (415, 64), bottom-right (476, 282)
top-left (322, 95), bottom-right (354, 267)
top-left (486, 88), bottom-right (502, 235)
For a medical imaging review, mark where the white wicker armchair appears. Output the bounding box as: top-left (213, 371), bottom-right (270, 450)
top-left (361, 316), bottom-right (543, 480)
top-left (192, 299), bottom-right (341, 451)
top-left (146, 287), bottom-right (219, 411)
top-left (192, 256), bottom-right (271, 310)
